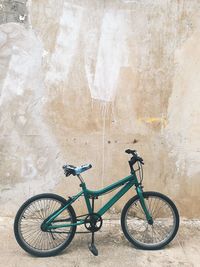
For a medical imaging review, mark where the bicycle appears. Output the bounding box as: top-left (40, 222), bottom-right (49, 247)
top-left (14, 149), bottom-right (179, 257)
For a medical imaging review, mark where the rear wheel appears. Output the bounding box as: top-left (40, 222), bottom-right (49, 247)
top-left (14, 193), bottom-right (76, 257)
top-left (121, 191), bottom-right (179, 250)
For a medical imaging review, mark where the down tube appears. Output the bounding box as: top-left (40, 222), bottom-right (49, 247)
top-left (45, 191), bottom-right (83, 225)
top-left (97, 181), bottom-right (134, 216)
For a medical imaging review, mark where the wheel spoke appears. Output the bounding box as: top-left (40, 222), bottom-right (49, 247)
top-left (123, 193), bottom-right (178, 248)
top-left (17, 196), bottom-right (74, 253)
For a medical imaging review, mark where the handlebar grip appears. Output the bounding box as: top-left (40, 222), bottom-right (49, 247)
top-left (125, 149), bottom-right (136, 154)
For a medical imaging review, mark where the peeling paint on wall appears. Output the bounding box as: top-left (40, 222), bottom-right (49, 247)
top-left (0, 0), bottom-right (28, 25)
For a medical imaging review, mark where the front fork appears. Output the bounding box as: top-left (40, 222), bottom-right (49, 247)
top-left (136, 186), bottom-right (153, 225)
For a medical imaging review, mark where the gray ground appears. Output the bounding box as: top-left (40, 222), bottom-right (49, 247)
top-left (0, 217), bottom-right (199, 267)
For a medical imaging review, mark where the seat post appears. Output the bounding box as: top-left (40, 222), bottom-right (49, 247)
top-left (77, 174), bottom-right (85, 184)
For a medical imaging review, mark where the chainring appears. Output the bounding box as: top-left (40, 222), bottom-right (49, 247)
top-left (84, 213), bottom-right (103, 232)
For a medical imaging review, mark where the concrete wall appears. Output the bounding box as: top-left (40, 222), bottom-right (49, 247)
top-left (0, 0), bottom-right (199, 218)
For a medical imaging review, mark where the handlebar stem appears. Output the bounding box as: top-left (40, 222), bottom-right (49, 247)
top-left (129, 160), bottom-right (135, 174)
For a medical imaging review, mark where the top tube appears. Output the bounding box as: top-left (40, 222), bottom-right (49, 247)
top-left (84, 174), bottom-right (136, 197)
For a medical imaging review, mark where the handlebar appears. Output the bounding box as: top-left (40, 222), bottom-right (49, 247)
top-left (125, 148), bottom-right (144, 174)
top-left (125, 149), bottom-right (144, 165)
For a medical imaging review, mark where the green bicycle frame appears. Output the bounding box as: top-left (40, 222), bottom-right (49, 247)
top-left (44, 171), bottom-right (152, 230)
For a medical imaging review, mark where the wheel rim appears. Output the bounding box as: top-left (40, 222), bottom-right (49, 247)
top-left (124, 195), bottom-right (176, 247)
top-left (18, 198), bottom-right (73, 252)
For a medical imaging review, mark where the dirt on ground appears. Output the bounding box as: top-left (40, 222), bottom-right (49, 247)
top-left (0, 217), bottom-right (199, 267)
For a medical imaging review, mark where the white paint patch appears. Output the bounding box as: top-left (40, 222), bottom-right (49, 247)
top-left (21, 156), bottom-right (37, 179)
top-left (0, 23), bottom-right (64, 212)
top-left (0, 25), bottom-right (43, 103)
top-left (45, 2), bottom-right (83, 85)
top-left (84, 10), bottom-right (131, 102)
top-left (0, 31), bottom-right (7, 47)
top-left (165, 31), bottom-right (200, 177)
top-left (19, 14), bottom-right (26, 21)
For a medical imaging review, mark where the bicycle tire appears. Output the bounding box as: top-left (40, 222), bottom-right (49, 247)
top-left (14, 193), bottom-right (77, 257)
top-left (121, 191), bottom-right (179, 250)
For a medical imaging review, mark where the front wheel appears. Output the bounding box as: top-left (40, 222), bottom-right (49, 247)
top-left (14, 193), bottom-right (77, 257)
top-left (121, 191), bottom-right (179, 250)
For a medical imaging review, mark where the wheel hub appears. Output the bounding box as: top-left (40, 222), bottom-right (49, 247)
top-left (40, 223), bottom-right (47, 231)
top-left (148, 218), bottom-right (154, 225)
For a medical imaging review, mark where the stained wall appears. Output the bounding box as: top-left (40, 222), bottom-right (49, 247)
top-left (0, 0), bottom-right (199, 217)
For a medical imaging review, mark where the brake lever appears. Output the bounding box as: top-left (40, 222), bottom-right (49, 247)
top-left (138, 157), bottom-right (144, 165)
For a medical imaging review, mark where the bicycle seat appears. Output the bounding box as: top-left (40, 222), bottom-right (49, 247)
top-left (63, 164), bottom-right (92, 176)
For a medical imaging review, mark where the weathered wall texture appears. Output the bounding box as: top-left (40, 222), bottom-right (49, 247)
top-left (0, 0), bottom-right (199, 217)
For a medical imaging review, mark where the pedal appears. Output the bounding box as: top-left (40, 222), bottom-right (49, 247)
top-left (88, 243), bottom-right (98, 256)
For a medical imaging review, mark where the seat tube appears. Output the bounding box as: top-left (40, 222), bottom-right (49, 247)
top-left (81, 182), bottom-right (93, 214)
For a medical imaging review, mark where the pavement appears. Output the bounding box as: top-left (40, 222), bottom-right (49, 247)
top-left (0, 217), bottom-right (199, 267)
